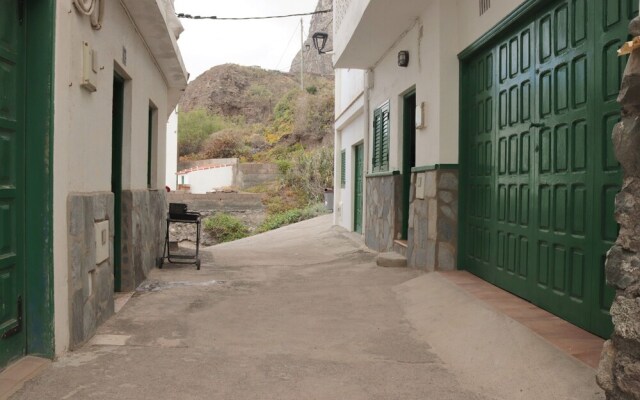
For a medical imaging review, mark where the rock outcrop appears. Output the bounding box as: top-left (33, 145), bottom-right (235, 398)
top-left (289, 0), bottom-right (334, 77)
top-left (597, 16), bottom-right (640, 400)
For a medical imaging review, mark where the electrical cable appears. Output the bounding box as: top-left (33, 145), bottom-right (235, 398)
top-left (276, 23), bottom-right (302, 71)
top-left (177, 9), bottom-right (332, 21)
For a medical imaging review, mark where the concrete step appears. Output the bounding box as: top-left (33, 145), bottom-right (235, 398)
top-left (393, 240), bottom-right (408, 257)
top-left (376, 252), bottom-right (407, 268)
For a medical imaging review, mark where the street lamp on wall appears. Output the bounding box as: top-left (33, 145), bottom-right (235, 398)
top-left (312, 32), bottom-right (332, 54)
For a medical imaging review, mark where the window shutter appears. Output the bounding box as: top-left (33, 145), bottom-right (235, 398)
top-left (372, 109), bottom-right (382, 172)
top-left (340, 150), bottom-right (346, 188)
top-left (381, 107), bottom-right (390, 171)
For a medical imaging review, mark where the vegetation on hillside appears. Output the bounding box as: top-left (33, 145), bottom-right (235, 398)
top-left (183, 65), bottom-right (335, 239)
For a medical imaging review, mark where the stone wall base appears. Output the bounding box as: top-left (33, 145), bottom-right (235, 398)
top-left (365, 174), bottom-right (402, 252)
top-left (67, 192), bottom-right (115, 349)
top-left (406, 169), bottom-right (458, 271)
top-left (120, 189), bottom-right (166, 292)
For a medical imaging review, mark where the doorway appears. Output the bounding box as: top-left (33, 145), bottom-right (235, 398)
top-left (401, 91), bottom-right (417, 240)
top-left (112, 74), bottom-right (124, 292)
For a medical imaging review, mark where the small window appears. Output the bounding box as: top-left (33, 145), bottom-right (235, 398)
top-left (340, 150), bottom-right (346, 188)
top-left (372, 101), bottom-right (390, 173)
top-left (479, 0), bottom-right (491, 16)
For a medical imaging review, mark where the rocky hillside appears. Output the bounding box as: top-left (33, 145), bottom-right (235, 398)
top-left (289, 0), bottom-right (334, 76)
top-left (180, 64), bottom-right (302, 125)
top-left (177, 63), bottom-right (334, 160)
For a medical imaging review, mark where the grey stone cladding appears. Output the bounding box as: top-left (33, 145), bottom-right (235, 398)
top-left (406, 170), bottom-right (459, 271)
top-left (597, 16), bottom-right (640, 400)
top-left (67, 192), bottom-right (115, 349)
top-left (365, 175), bottom-right (402, 252)
top-left (67, 190), bottom-right (166, 349)
top-left (120, 190), bottom-right (166, 292)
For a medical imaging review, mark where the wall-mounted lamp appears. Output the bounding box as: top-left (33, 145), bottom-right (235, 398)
top-left (312, 32), bottom-right (332, 54)
top-left (398, 51), bottom-right (410, 67)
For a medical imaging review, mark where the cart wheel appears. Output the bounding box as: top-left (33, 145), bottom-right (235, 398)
top-left (157, 257), bottom-right (164, 269)
top-left (196, 260), bottom-right (201, 270)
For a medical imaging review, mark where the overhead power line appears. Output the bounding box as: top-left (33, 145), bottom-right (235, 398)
top-left (177, 9), bottom-right (332, 21)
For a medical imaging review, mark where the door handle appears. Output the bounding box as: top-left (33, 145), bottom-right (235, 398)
top-left (529, 122), bottom-right (546, 129)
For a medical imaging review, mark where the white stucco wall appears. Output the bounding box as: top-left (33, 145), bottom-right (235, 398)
top-left (336, 68), bottom-right (365, 116)
top-left (456, 0), bottom-right (525, 51)
top-left (178, 167), bottom-right (235, 194)
top-left (166, 108), bottom-right (179, 190)
top-left (53, 0), bottom-right (180, 354)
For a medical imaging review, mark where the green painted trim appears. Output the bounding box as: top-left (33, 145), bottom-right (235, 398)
top-left (411, 164), bottom-right (459, 173)
top-left (24, 0), bottom-right (56, 358)
top-left (458, 0), bottom-right (553, 61)
top-left (366, 170), bottom-right (400, 178)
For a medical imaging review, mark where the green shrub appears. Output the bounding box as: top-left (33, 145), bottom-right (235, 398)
top-left (200, 128), bottom-right (249, 159)
top-left (257, 203), bottom-right (328, 233)
top-left (280, 147), bottom-right (334, 204)
top-left (178, 109), bottom-right (231, 156)
top-left (203, 213), bottom-right (250, 243)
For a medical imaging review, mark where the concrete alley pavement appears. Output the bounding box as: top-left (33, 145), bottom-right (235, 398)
top-left (12, 216), bottom-right (603, 399)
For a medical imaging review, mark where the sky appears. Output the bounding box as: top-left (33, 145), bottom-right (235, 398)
top-left (174, 0), bottom-right (320, 81)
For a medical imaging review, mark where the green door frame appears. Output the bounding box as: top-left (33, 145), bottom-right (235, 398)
top-left (112, 75), bottom-right (125, 293)
top-left (401, 91), bottom-right (416, 240)
top-left (354, 143), bottom-right (364, 233)
top-left (25, 0), bottom-right (55, 359)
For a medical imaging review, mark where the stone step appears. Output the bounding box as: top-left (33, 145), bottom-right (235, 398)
top-left (393, 240), bottom-right (408, 257)
top-left (376, 252), bottom-right (407, 268)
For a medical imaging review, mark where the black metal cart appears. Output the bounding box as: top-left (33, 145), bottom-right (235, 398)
top-left (159, 203), bottom-right (202, 270)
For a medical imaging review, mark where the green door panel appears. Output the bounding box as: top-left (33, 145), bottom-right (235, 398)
top-left (461, 0), bottom-right (634, 338)
top-left (0, 0), bottom-right (26, 367)
top-left (354, 144), bottom-right (364, 234)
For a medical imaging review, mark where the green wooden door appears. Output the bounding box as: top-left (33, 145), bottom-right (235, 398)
top-left (354, 144), bottom-right (364, 233)
top-left (0, 0), bottom-right (26, 366)
top-left (461, 0), bottom-right (636, 338)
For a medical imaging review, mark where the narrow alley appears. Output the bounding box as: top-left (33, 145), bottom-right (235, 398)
top-left (11, 216), bottom-right (601, 400)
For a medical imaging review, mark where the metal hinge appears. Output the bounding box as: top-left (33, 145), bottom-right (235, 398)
top-left (2, 296), bottom-right (23, 340)
top-left (18, 0), bottom-right (25, 24)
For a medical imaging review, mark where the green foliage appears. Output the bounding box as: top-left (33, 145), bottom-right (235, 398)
top-left (305, 85), bottom-right (318, 95)
top-left (201, 128), bottom-right (250, 159)
top-left (280, 147), bottom-right (334, 204)
top-left (178, 109), bottom-right (231, 156)
top-left (203, 213), bottom-right (250, 243)
top-left (257, 203), bottom-right (328, 233)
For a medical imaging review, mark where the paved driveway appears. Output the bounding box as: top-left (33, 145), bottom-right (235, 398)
top-left (12, 215), bottom-right (602, 400)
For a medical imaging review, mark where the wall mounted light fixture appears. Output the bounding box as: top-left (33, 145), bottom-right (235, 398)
top-left (312, 32), bottom-right (332, 54)
top-left (398, 51), bottom-right (410, 67)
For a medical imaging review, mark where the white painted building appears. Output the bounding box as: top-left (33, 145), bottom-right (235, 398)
top-left (0, 0), bottom-right (188, 369)
top-left (166, 107), bottom-right (179, 191)
top-left (177, 163), bottom-right (237, 194)
top-left (334, 68), bottom-right (367, 233)
top-left (333, 0), bottom-right (635, 345)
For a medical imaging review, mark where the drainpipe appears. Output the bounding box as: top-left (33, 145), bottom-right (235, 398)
top-left (362, 69), bottom-right (373, 235)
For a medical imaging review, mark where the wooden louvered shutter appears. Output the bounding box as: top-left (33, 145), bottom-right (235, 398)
top-left (372, 109), bottom-right (382, 172)
top-left (380, 104), bottom-right (390, 171)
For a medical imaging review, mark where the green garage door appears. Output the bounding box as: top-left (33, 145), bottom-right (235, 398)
top-left (461, 0), bottom-right (637, 338)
